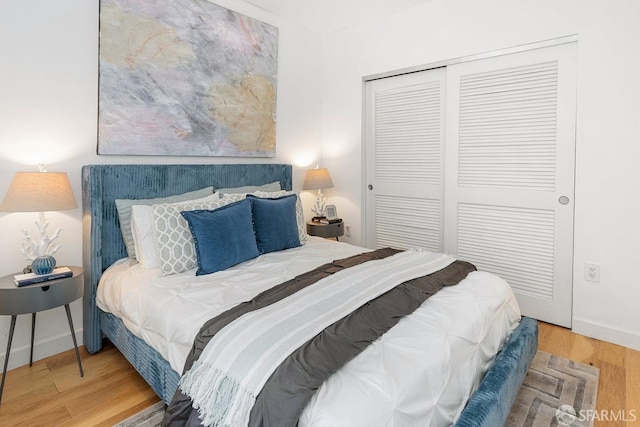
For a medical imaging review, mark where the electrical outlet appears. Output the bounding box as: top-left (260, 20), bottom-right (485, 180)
top-left (344, 224), bottom-right (351, 237)
top-left (584, 263), bottom-right (600, 283)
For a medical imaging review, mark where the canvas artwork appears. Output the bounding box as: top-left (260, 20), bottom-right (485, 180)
top-left (98, 0), bottom-right (278, 157)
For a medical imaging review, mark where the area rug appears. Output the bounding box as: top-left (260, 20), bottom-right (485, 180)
top-left (115, 351), bottom-right (599, 427)
top-left (506, 350), bottom-right (599, 427)
top-left (114, 401), bottom-right (164, 427)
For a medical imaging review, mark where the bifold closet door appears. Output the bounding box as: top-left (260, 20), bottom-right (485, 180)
top-left (444, 43), bottom-right (577, 327)
top-left (364, 68), bottom-right (446, 251)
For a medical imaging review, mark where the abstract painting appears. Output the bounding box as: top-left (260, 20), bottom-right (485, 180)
top-left (98, 0), bottom-right (278, 157)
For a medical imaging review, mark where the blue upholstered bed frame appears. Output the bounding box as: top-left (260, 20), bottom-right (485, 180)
top-left (81, 163), bottom-right (538, 426)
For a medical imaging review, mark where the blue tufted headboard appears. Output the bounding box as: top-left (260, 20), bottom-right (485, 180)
top-left (81, 164), bottom-right (292, 353)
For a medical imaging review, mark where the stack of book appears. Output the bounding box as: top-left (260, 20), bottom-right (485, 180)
top-left (319, 217), bottom-right (342, 224)
top-left (13, 267), bottom-right (73, 287)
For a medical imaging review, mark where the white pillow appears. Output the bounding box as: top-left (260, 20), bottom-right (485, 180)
top-left (131, 193), bottom-right (220, 269)
top-left (251, 190), bottom-right (307, 243)
top-left (130, 205), bottom-right (157, 269)
top-left (153, 196), bottom-right (235, 276)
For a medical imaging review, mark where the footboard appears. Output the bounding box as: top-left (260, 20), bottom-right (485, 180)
top-left (455, 316), bottom-right (538, 427)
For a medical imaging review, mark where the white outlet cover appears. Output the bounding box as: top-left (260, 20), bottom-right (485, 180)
top-left (584, 263), bottom-right (600, 282)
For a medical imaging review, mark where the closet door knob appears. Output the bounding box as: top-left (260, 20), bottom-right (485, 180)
top-left (558, 196), bottom-right (570, 205)
top-left (368, 184), bottom-right (373, 190)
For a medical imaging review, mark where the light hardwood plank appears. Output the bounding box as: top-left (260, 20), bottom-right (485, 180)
top-left (626, 348), bottom-right (640, 426)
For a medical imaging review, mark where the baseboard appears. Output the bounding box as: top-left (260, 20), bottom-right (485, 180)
top-left (572, 318), bottom-right (640, 351)
top-left (0, 328), bottom-right (83, 371)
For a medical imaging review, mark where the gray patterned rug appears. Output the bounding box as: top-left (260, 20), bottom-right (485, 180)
top-left (507, 350), bottom-right (599, 427)
top-left (115, 351), bottom-right (599, 427)
top-left (114, 401), bottom-right (164, 427)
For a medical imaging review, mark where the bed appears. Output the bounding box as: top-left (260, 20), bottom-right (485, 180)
top-left (81, 163), bottom-right (538, 427)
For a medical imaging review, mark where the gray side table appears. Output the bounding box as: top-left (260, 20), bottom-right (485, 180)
top-left (0, 266), bottom-right (84, 403)
top-left (306, 220), bottom-right (344, 241)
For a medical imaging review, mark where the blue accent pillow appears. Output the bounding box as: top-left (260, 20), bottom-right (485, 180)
top-left (248, 194), bottom-right (301, 254)
top-left (180, 199), bottom-right (259, 276)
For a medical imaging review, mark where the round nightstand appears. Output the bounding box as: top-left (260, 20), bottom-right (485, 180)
top-left (0, 266), bottom-right (84, 403)
top-left (306, 220), bottom-right (344, 241)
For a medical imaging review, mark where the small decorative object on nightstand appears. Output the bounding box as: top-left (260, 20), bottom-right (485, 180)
top-left (0, 266), bottom-right (84, 404)
top-left (307, 220), bottom-right (344, 241)
top-left (324, 204), bottom-right (338, 221)
top-left (302, 167), bottom-right (334, 221)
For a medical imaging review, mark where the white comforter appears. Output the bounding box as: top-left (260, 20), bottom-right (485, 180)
top-left (97, 237), bottom-right (521, 426)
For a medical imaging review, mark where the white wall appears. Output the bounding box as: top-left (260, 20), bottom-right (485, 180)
top-left (0, 0), bottom-right (323, 369)
top-left (321, 0), bottom-right (640, 349)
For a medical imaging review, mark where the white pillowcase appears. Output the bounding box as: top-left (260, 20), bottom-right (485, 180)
top-left (153, 195), bottom-right (235, 276)
top-left (131, 193), bottom-right (220, 270)
top-left (131, 204), bottom-right (158, 269)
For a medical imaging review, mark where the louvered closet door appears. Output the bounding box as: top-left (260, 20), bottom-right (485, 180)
top-left (364, 68), bottom-right (446, 250)
top-left (444, 43), bottom-right (577, 327)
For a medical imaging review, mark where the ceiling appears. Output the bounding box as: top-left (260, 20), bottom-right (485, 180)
top-left (242, 0), bottom-right (431, 33)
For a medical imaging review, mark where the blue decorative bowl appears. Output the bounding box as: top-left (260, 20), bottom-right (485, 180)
top-left (32, 255), bottom-right (56, 275)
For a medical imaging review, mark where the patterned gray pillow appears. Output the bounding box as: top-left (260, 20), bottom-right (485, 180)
top-left (220, 193), bottom-right (247, 203)
top-left (215, 181), bottom-right (281, 195)
top-left (153, 197), bottom-right (234, 276)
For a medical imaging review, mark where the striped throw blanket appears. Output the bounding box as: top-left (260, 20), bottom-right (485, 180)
top-left (179, 249), bottom-right (455, 427)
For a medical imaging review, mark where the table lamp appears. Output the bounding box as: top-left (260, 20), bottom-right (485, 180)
top-left (302, 167), bottom-right (334, 221)
top-left (0, 170), bottom-right (78, 275)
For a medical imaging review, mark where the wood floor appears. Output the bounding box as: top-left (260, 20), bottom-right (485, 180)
top-left (0, 322), bottom-right (638, 426)
top-left (0, 341), bottom-right (160, 426)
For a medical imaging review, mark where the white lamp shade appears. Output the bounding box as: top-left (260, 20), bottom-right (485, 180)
top-left (302, 168), bottom-right (334, 191)
top-left (0, 172), bottom-right (78, 212)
